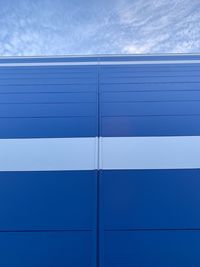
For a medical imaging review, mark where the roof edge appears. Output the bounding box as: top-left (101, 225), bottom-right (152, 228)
top-left (1, 52), bottom-right (200, 59)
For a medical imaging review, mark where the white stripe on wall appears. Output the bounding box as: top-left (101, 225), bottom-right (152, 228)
top-left (0, 60), bottom-right (200, 67)
top-left (100, 136), bottom-right (200, 170)
top-left (100, 60), bottom-right (200, 65)
top-left (0, 138), bottom-right (97, 171)
top-left (1, 136), bottom-right (200, 171)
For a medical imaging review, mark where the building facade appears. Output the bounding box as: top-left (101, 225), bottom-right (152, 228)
top-left (0, 54), bottom-right (200, 266)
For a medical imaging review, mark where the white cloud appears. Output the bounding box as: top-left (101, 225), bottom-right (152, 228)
top-left (123, 44), bottom-right (152, 54)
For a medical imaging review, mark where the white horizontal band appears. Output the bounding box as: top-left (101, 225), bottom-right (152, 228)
top-left (0, 60), bottom-right (200, 67)
top-left (1, 53), bottom-right (200, 59)
top-left (0, 136), bottom-right (200, 171)
top-left (0, 137), bottom-right (97, 171)
top-left (100, 136), bottom-right (200, 170)
top-left (100, 60), bottom-right (200, 65)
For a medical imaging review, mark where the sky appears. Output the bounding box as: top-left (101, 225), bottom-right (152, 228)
top-left (0, 0), bottom-right (200, 56)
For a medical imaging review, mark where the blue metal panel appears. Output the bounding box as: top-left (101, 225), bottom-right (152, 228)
top-left (101, 115), bottom-right (200, 136)
top-left (0, 77), bottom-right (97, 85)
top-left (0, 92), bottom-right (96, 103)
top-left (100, 60), bottom-right (200, 137)
top-left (0, 58), bottom-right (98, 267)
top-left (104, 231), bottom-right (200, 267)
top-left (0, 231), bottom-right (93, 267)
top-left (0, 56), bottom-right (99, 63)
top-left (0, 117), bottom-right (96, 138)
top-left (101, 75), bottom-right (200, 84)
top-left (1, 54), bottom-right (200, 267)
top-left (0, 103), bottom-right (96, 117)
top-left (0, 65), bottom-right (97, 73)
top-left (102, 169), bottom-right (200, 229)
top-left (0, 64), bottom-right (98, 138)
top-left (0, 71), bottom-right (97, 79)
top-left (101, 91), bottom-right (200, 102)
top-left (99, 64), bottom-right (200, 72)
top-left (99, 55), bottom-right (200, 267)
top-left (0, 84), bottom-right (95, 93)
top-left (100, 81), bottom-right (200, 92)
top-left (102, 101), bottom-right (200, 116)
top-left (0, 72), bottom-right (97, 78)
top-left (100, 68), bottom-right (200, 76)
top-left (0, 171), bottom-right (96, 230)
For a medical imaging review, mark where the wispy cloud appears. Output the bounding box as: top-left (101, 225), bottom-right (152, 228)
top-left (0, 0), bottom-right (199, 56)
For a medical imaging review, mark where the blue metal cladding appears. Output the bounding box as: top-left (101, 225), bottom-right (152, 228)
top-left (99, 55), bottom-right (200, 267)
top-left (0, 232), bottom-right (93, 267)
top-left (102, 169), bottom-right (200, 229)
top-left (104, 231), bottom-right (200, 267)
top-left (1, 54), bottom-right (200, 267)
top-left (0, 65), bottom-right (98, 138)
top-left (0, 60), bottom-right (98, 267)
top-left (0, 171), bottom-right (96, 230)
top-left (100, 63), bottom-right (200, 137)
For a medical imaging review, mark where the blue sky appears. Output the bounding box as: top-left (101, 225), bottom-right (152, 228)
top-left (0, 0), bottom-right (200, 56)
